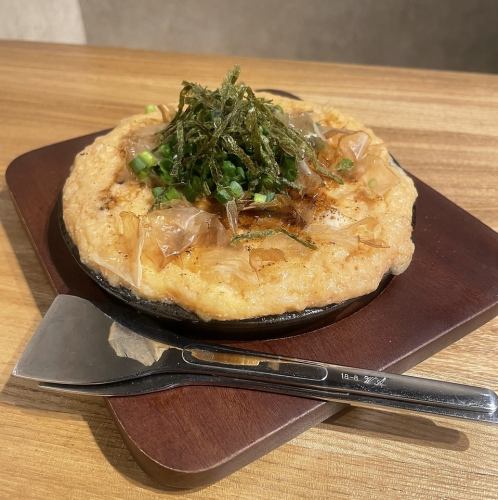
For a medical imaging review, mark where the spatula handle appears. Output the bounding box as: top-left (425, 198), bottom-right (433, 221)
top-left (182, 344), bottom-right (498, 415)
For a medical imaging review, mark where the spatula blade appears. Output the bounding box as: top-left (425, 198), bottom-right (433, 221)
top-left (13, 295), bottom-right (150, 384)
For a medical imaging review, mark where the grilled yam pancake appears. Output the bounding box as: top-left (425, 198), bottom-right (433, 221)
top-left (63, 96), bottom-right (416, 321)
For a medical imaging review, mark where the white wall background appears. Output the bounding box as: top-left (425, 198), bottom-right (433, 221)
top-left (0, 0), bottom-right (86, 44)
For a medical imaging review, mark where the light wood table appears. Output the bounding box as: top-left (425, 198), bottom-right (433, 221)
top-left (0, 41), bottom-right (497, 499)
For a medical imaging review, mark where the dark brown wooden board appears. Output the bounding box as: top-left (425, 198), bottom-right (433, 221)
top-left (6, 132), bottom-right (498, 489)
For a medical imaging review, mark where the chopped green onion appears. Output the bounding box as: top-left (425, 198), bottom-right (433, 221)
top-left (235, 166), bottom-right (246, 180)
top-left (253, 193), bottom-right (267, 203)
top-left (152, 186), bottom-right (165, 198)
top-left (164, 186), bottom-right (181, 200)
top-left (336, 158), bottom-right (354, 172)
top-left (158, 159), bottom-right (173, 182)
top-left (145, 104), bottom-right (158, 114)
top-left (129, 156), bottom-right (149, 175)
top-left (229, 180), bottom-right (243, 199)
top-left (157, 143), bottom-right (172, 158)
top-left (152, 186), bottom-right (181, 202)
top-left (129, 150), bottom-right (157, 177)
top-left (222, 160), bottom-right (237, 178)
top-left (215, 188), bottom-right (233, 204)
top-left (135, 67), bottom-right (332, 204)
top-left (137, 150), bottom-right (157, 167)
top-left (184, 176), bottom-right (203, 202)
top-left (281, 156), bottom-right (298, 181)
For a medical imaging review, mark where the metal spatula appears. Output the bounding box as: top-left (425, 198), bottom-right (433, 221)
top-left (13, 295), bottom-right (498, 424)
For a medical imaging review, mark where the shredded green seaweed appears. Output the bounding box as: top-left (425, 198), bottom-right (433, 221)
top-left (126, 67), bottom-right (366, 250)
top-left (130, 66), bottom-right (332, 206)
top-left (231, 228), bottom-right (317, 250)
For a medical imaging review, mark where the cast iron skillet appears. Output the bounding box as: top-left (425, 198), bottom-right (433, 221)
top-left (59, 210), bottom-right (394, 339)
top-left (59, 90), bottom-right (409, 339)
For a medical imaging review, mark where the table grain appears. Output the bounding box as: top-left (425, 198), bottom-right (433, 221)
top-left (0, 41), bottom-right (497, 499)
